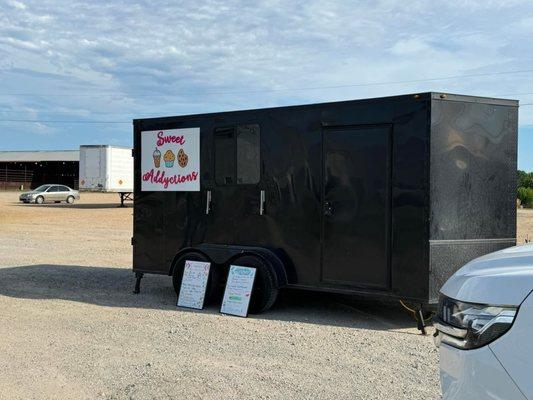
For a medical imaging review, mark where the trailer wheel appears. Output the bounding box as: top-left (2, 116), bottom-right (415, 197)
top-left (230, 254), bottom-right (278, 314)
top-left (172, 252), bottom-right (220, 304)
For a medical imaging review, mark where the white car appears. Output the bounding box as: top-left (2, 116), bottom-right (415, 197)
top-left (434, 243), bottom-right (533, 399)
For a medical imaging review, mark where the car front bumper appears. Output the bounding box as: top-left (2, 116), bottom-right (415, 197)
top-left (439, 343), bottom-right (526, 400)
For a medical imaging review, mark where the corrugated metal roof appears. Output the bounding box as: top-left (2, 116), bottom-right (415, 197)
top-left (0, 150), bottom-right (79, 162)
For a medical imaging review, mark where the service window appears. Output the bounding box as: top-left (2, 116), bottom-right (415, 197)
top-left (215, 128), bottom-right (236, 185)
top-left (236, 125), bottom-right (260, 184)
top-left (215, 124), bottom-right (260, 185)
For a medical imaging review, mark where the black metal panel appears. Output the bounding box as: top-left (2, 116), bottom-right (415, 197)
top-left (429, 100), bottom-right (517, 240)
top-left (389, 99), bottom-right (431, 300)
top-left (428, 99), bottom-right (518, 300)
top-left (428, 239), bottom-right (516, 303)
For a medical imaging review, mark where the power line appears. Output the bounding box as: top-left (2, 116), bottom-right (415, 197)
top-left (1, 68), bottom-right (533, 98)
top-left (2, 90), bottom-right (533, 117)
top-left (0, 103), bottom-right (532, 124)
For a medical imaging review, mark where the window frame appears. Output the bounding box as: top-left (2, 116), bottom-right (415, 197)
top-left (213, 123), bottom-right (261, 187)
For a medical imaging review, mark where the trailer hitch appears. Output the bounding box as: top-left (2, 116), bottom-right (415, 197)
top-left (416, 307), bottom-right (427, 335)
top-left (399, 300), bottom-right (433, 335)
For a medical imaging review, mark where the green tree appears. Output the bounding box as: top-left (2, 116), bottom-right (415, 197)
top-left (518, 170), bottom-right (533, 189)
top-left (518, 187), bottom-right (533, 208)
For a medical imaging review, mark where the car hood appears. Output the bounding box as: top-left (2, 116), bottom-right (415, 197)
top-left (440, 243), bottom-right (533, 306)
top-left (21, 191), bottom-right (41, 195)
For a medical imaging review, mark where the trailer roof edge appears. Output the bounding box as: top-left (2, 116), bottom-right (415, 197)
top-left (132, 92), bottom-right (518, 123)
top-left (430, 92), bottom-right (519, 107)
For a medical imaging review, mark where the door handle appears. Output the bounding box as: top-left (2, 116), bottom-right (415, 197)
top-left (259, 190), bottom-right (265, 215)
top-left (205, 190), bottom-right (211, 215)
top-left (324, 201), bottom-right (333, 217)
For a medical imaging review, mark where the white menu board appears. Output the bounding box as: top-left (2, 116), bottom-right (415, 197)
top-left (141, 127), bottom-right (200, 191)
top-left (177, 260), bottom-right (211, 310)
top-left (220, 265), bottom-right (256, 317)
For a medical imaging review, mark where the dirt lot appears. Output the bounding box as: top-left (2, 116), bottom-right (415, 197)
top-left (518, 208), bottom-right (533, 244)
top-left (0, 192), bottom-right (531, 400)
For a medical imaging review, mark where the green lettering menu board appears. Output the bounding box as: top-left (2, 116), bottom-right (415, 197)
top-left (220, 265), bottom-right (256, 317)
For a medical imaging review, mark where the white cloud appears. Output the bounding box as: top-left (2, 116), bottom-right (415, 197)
top-left (6, 0), bottom-right (26, 10)
top-left (0, 0), bottom-right (532, 143)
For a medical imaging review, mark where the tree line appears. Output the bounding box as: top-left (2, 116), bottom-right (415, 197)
top-left (518, 170), bottom-right (533, 207)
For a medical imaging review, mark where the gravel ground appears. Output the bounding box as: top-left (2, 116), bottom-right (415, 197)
top-left (1, 191), bottom-right (529, 399)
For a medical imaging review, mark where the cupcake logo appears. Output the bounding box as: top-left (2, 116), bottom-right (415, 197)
top-left (164, 149), bottom-right (175, 167)
top-left (153, 148), bottom-right (161, 168)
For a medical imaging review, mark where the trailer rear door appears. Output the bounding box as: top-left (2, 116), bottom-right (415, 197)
top-left (322, 125), bottom-right (391, 289)
top-left (79, 146), bottom-right (104, 190)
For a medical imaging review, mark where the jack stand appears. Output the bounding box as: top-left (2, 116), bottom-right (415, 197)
top-left (133, 272), bottom-right (144, 294)
top-left (416, 305), bottom-right (427, 335)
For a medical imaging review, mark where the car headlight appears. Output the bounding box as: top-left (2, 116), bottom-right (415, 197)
top-left (434, 295), bottom-right (517, 349)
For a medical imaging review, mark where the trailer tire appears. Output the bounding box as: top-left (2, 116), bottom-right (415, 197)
top-left (230, 254), bottom-right (278, 314)
top-left (172, 252), bottom-right (220, 304)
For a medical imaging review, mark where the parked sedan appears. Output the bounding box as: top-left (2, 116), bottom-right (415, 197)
top-left (434, 243), bottom-right (533, 400)
top-left (19, 184), bottom-right (80, 204)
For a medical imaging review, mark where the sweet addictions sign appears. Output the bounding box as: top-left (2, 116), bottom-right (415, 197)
top-left (141, 127), bottom-right (200, 191)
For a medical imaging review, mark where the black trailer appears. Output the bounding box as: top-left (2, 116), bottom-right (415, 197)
top-left (132, 92), bottom-right (518, 314)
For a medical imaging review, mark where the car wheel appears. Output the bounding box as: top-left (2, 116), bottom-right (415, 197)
top-left (35, 196), bottom-right (44, 204)
top-left (229, 254), bottom-right (278, 314)
top-left (66, 196), bottom-right (75, 204)
top-left (172, 252), bottom-right (220, 305)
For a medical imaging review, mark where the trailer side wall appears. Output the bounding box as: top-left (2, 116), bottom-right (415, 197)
top-left (428, 98), bottom-right (518, 302)
top-left (133, 95), bottom-right (432, 301)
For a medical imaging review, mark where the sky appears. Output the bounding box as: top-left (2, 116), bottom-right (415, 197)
top-left (1, 0), bottom-right (533, 170)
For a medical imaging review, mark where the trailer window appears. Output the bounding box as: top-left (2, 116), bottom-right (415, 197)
top-left (215, 124), bottom-right (260, 185)
top-left (236, 124), bottom-right (260, 184)
top-left (215, 128), bottom-right (236, 185)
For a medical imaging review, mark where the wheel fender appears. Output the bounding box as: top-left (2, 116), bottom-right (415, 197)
top-left (169, 245), bottom-right (288, 289)
top-left (168, 247), bottom-right (211, 276)
top-left (228, 249), bottom-right (287, 289)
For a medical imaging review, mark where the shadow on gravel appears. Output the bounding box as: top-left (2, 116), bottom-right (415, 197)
top-left (0, 264), bottom-right (419, 331)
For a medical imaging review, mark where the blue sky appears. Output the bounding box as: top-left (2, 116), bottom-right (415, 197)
top-left (1, 0), bottom-right (533, 170)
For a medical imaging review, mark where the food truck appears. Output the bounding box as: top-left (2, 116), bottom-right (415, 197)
top-left (131, 93), bottom-right (518, 319)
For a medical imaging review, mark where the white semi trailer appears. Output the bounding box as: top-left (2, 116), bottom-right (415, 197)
top-left (79, 145), bottom-right (133, 206)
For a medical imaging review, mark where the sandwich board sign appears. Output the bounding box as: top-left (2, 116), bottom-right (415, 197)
top-left (220, 265), bottom-right (256, 317)
top-left (177, 260), bottom-right (211, 310)
top-left (141, 127), bottom-right (200, 191)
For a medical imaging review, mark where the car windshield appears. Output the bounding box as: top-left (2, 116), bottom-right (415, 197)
top-left (34, 185), bottom-right (51, 192)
